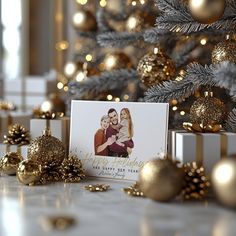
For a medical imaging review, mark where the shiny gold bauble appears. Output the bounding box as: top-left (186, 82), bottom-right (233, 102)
top-left (212, 40), bottom-right (236, 64)
top-left (41, 93), bottom-right (66, 114)
top-left (99, 52), bottom-right (132, 71)
top-left (125, 11), bottom-right (155, 32)
top-left (17, 159), bottom-right (42, 185)
top-left (190, 91), bottom-right (226, 126)
top-left (188, 0), bottom-right (226, 24)
top-left (139, 159), bottom-right (184, 202)
top-left (28, 132), bottom-right (66, 167)
top-left (137, 47), bottom-right (176, 87)
top-left (0, 152), bottom-right (23, 175)
top-left (72, 10), bottom-right (97, 31)
top-left (212, 157), bottom-right (236, 208)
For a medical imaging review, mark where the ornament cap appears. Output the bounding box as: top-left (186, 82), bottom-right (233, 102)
top-left (204, 91), bottom-right (213, 97)
top-left (43, 128), bottom-right (51, 136)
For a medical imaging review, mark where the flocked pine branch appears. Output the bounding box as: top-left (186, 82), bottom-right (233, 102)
top-left (68, 69), bottom-right (138, 99)
top-left (224, 108), bottom-right (236, 132)
top-left (145, 63), bottom-right (215, 103)
top-left (97, 31), bottom-right (144, 47)
top-left (156, 0), bottom-right (236, 34)
top-left (96, 9), bottom-right (113, 32)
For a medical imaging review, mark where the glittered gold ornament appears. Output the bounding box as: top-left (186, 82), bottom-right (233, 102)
top-left (0, 152), bottom-right (23, 175)
top-left (212, 39), bottom-right (236, 64)
top-left (190, 91), bottom-right (226, 128)
top-left (137, 47), bottom-right (176, 87)
top-left (84, 184), bottom-right (110, 192)
top-left (0, 101), bottom-right (16, 111)
top-left (99, 52), bottom-right (132, 71)
top-left (41, 93), bottom-right (66, 114)
top-left (4, 124), bottom-right (30, 146)
top-left (212, 157), bottom-right (236, 208)
top-left (139, 159), bottom-right (184, 202)
top-left (72, 10), bottom-right (97, 31)
top-left (28, 130), bottom-right (66, 168)
top-left (123, 182), bottom-right (145, 197)
top-left (188, 0), bottom-right (226, 24)
top-left (59, 155), bottom-right (85, 183)
top-left (125, 11), bottom-right (155, 32)
top-left (182, 162), bottom-right (210, 200)
top-left (17, 159), bottom-right (42, 185)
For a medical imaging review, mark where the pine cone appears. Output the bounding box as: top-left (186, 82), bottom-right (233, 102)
top-left (182, 162), bottom-right (210, 200)
top-left (39, 165), bottom-right (61, 185)
top-left (60, 155), bottom-right (85, 183)
top-left (4, 124), bottom-right (30, 146)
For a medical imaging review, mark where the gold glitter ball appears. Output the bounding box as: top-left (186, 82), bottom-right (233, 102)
top-left (137, 47), bottom-right (176, 87)
top-left (28, 133), bottom-right (66, 167)
top-left (190, 92), bottom-right (226, 127)
top-left (84, 184), bottom-right (110, 192)
top-left (139, 158), bottom-right (184, 202)
top-left (17, 159), bottom-right (42, 185)
top-left (0, 152), bottom-right (23, 175)
top-left (212, 39), bottom-right (236, 64)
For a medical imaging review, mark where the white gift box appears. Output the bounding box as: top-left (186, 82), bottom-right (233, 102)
top-left (30, 117), bottom-right (70, 150)
top-left (0, 144), bottom-right (28, 159)
top-left (169, 130), bottom-right (236, 174)
top-left (0, 112), bottom-right (31, 142)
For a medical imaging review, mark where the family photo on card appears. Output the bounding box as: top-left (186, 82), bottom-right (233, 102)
top-left (70, 101), bottom-right (169, 180)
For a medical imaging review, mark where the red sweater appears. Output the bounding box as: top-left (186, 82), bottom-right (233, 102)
top-left (94, 129), bottom-right (108, 156)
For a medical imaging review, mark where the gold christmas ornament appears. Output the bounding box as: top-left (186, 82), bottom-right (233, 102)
top-left (212, 39), bottom-right (236, 64)
top-left (123, 182), bottom-right (145, 197)
top-left (99, 52), bottom-right (132, 71)
top-left (28, 131), bottom-right (66, 168)
top-left (72, 10), bottom-right (97, 31)
top-left (182, 162), bottom-right (210, 200)
top-left (125, 11), bottom-right (155, 32)
top-left (4, 124), bottom-right (30, 146)
top-left (188, 0), bottom-right (226, 24)
top-left (137, 47), bottom-right (176, 87)
top-left (139, 158), bottom-right (184, 202)
top-left (84, 184), bottom-right (110, 192)
top-left (0, 101), bottom-right (16, 111)
top-left (212, 157), bottom-right (236, 208)
top-left (190, 91), bottom-right (226, 128)
top-left (60, 155), bottom-right (85, 183)
top-left (41, 93), bottom-right (66, 114)
top-left (17, 159), bottom-right (42, 185)
top-left (0, 152), bottom-right (23, 175)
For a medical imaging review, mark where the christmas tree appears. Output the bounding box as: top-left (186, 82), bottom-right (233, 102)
top-left (66, 0), bottom-right (236, 130)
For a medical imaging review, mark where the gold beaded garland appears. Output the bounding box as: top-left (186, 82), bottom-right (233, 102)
top-left (137, 47), bottom-right (176, 87)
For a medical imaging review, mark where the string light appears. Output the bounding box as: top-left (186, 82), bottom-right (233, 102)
top-left (64, 62), bottom-right (77, 77)
top-left (76, 0), bottom-right (88, 5)
top-left (100, 0), bottom-right (107, 7)
top-left (107, 95), bottom-right (113, 101)
top-left (57, 82), bottom-right (64, 90)
top-left (115, 97), bottom-right (120, 102)
top-left (172, 106), bottom-right (178, 111)
top-left (123, 94), bottom-right (130, 100)
top-left (64, 86), bottom-right (69, 92)
top-left (85, 54), bottom-right (93, 62)
top-left (180, 111), bottom-right (185, 116)
top-left (200, 38), bottom-right (207, 45)
top-left (75, 71), bottom-right (86, 82)
top-left (56, 41), bottom-right (69, 51)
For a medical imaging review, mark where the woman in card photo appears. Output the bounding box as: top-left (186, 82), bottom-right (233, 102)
top-left (94, 115), bottom-right (116, 156)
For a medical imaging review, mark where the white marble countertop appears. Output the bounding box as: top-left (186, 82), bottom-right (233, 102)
top-left (0, 176), bottom-right (236, 236)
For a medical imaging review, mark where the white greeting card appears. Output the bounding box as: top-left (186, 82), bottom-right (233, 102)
top-left (69, 100), bottom-right (169, 180)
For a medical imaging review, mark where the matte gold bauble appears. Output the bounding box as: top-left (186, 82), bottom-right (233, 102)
top-left (0, 152), bottom-right (23, 175)
top-left (72, 10), bottom-right (97, 31)
top-left (137, 47), bottom-right (176, 87)
top-left (190, 91), bottom-right (226, 127)
top-left (99, 52), bottom-right (132, 71)
top-left (212, 39), bottom-right (236, 64)
top-left (188, 0), bottom-right (226, 24)
top-left (139, 159), bottom-right (184, 202)
top-left (125, 11), bottom-right (155, 32)
top-left (28, 131), bottom-right (66, 167)
top-left (41, 93), bottom-right (66, 114)
top-left (17, 159), bottom-right (42, 185)
top-left (212, 157), bottom-right (236, 208)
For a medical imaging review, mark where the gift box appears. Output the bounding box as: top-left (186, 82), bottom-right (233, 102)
top-left (0, 112), bottom-right (31, 142)
top-left (0, 144), bottom-right (28, 159)
top-left (30, 117), bottom-right (70, 150)
top-left (168, 130), bottom-right (236, 174)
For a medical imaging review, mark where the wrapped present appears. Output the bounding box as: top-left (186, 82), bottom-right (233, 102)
top-left (0, 144), bottom-right (28, 159)
top-left (0, 112), bottom-right (31, 142)
top-left (30, 117), bottom-right (70, 149)
top-left (168, 130), bottom-right (236, 174)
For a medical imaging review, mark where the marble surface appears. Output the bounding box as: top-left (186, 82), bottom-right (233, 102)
top-left (0, 176), bottom-right (236, 236)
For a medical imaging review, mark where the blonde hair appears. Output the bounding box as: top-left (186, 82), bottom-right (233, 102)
top-left (121, 108), bottom-right (133, 138)
top-left (101, 115), bottom-right (110, 122)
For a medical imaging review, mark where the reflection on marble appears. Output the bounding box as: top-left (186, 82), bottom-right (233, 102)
top-left (0, 176), bottom-right (236, 236)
